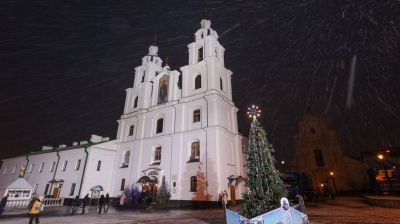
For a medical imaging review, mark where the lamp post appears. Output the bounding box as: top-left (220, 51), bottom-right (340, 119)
top-left (377, 154), bottom-right (392, 194)
top-left (329, 171), bottom-right (337, 193)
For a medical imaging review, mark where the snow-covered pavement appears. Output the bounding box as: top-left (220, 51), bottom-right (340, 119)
top-left (1, 197), bottom-right (399, 223)
top-left (307, 197), bottom-right (400, 224)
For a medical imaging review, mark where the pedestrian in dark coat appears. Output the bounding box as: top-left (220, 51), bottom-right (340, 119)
top-left (146, 191), bottom-right (152, 204)
top-left (0, 195), bottom-right (9, 218)
top-left (81, 194), bottom-right (89, 214)
top-left (98, 195), bottom-right (105, 214)
top-left (71, 195), bottom-right (80, 215)
top-left (105, 193), bottom-right (110, 212)
top-left (138, 191), bottom-right (142, 204)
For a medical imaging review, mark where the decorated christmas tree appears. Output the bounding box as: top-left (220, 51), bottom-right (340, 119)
top-left (241, 105), bottom-right (287, 218)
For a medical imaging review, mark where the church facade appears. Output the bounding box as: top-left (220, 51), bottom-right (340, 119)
top-left (111, 19), bottom-right (244, 204)
top-left (0, 19), bottom-right (245, 205)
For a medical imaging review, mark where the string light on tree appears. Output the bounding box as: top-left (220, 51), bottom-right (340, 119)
top-left (247, 105), bottom-right (261, 120)
top-left (242, 104), bottom-right (287, 218)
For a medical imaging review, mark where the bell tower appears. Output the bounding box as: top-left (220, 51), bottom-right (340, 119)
top-left (180, 19), bottom-right (233, 101)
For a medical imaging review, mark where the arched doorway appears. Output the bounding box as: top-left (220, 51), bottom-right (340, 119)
top-left (227, 175), bottom-right (244, 206)
top-left (48, 179), bottom-right (64, 198)
top-left (137, 176), bottom-right (158, 201)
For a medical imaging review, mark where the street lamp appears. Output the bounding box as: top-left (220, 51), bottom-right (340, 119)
top-left (377, 153), bottom-right (392, 194)
top-left (329, 171), bottom-right (337, 193)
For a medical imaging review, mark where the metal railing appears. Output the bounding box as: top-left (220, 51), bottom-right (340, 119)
top-left (5, 199), bottom-right (30, 208)
top-left (5, 197), bottom-right (64, 208)
top-left (42, 197), bottom-right (64, 207)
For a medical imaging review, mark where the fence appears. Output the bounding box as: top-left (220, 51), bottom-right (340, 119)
top-left (5, 199), bottom-right (30, 208)
top-left (42, 197), bottom-right (64, 207)
top-left (6, 197), bottom-right (64, 208)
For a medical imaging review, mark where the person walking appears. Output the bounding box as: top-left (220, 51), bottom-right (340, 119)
top-left (219, 191), bottom-right (226, 209)
top-left (27, 193), bottom-right (39, 212)
top-left (29, 196), bottom-right (43, 224)
top-left (81, 194), bottom-right (89, 214)
top-left (105, 193), bottom-right (110, 212)
top-left (146, 191), bottom-right (152, 204)
top-left (98, 195), bottom-right (105, 214)
top-left (71, 195), bottom-right (80, 215)
top-left (119, 193), bottom-right (126, 210)
top-left (0, 194), bottom-right (9, 218)
top-left (223, 190), bottom-right (229, 209)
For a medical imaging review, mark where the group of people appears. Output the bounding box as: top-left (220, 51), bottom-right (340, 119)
top-left (71, 193), bottom-right (110, 214)
top-left (97, 193), bottom-right (111, 213)
top-left (118, 189), bottom-right (155, 208)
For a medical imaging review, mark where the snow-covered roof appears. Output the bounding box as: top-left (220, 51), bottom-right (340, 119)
top-left (90, 185), bottom-right (104, 191)
top-left (7, 178), bottom-right (34, 190)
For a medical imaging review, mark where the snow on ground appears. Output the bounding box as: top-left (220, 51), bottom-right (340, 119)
top-left (2, 197), bottom-right (400, 224)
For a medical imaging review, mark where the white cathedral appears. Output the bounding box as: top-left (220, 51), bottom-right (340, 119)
top-left (0, 19), bottom-right (245, 206)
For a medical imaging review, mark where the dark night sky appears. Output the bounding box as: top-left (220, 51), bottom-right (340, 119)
top-left (1, 0), bottom-right (399, 160)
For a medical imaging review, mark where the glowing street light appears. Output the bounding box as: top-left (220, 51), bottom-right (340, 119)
top-left (377, 153), bottom-right (392, 192)
top-left (329, 171), bottom-right (337, 193)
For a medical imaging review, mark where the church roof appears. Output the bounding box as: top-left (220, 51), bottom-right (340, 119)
top-left (7, 177), bottom-right (34, 190)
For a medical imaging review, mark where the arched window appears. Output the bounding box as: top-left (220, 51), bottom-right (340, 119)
top-left (193, 109), bottom-right (201, 123)
top-left (156, 118), bottom-right (164, 134)
top-left (314, 149), bottom-right (325, 167)
top-left (134, 96), bottom-right (138, 108)
top-left (190, 176), bottom-right (197, 192)
top-left (120, 178), bottom-right (125, 191)
top-left (198, 47), bottom-right (203, 62)
top-left (195, 74), bottom-right (201, 90)
top-left (158, 75), bottom-right (169, 104)
top-left (154, 147), bottom-right (161, 162)
top-left (220, 78), bottom-right (223, 91)
top-left (122, 151), bottom-right (130, 167)
top-left (190, 142), bottom-right (200, 162)
top-left (128, 125), bottom-right (134, 136)
top-left (177, 74), bottom-right (182, 89)
top-left (141, 73), bottom-right (145, 82)
top-left (97, 160), bottom-right (101, 171)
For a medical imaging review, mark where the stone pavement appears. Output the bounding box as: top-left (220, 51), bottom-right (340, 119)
top-left (1, 197), bottom-right (400, 224)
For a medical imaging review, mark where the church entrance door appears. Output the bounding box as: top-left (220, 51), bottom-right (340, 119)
top-left (230, 185), bottom-right (236, 205)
